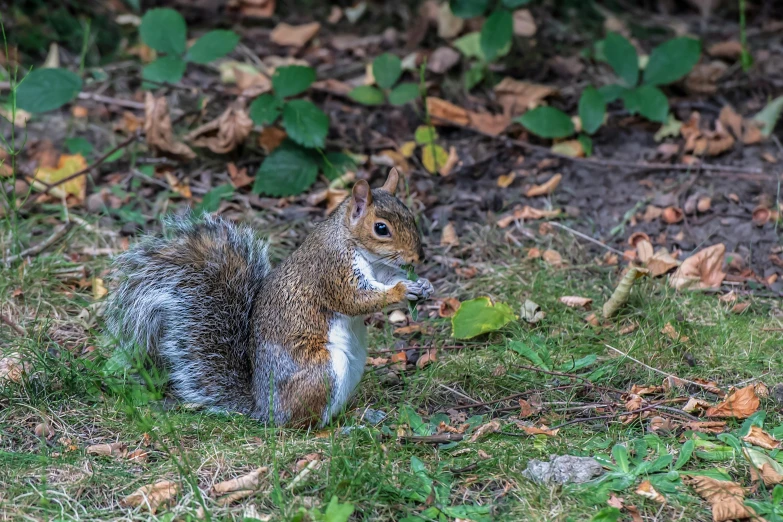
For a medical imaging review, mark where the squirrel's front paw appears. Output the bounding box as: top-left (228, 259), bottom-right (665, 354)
top-left (404, 278), bottom-right (434, 301)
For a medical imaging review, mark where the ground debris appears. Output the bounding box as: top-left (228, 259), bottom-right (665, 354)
top-left (522, 455), bottom-right (604, 485)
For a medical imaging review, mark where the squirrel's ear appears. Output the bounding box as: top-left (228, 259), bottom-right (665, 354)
top-left (350, 180), bottom-right (372, 222)
top-left (381, 167), bottom-right (399, 195)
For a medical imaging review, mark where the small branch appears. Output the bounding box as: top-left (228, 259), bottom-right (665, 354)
top-left (4, 221), bottom-right (75, 266)
top-left (394, 433), bottom-right (465, 444)
top-left (0, 313), bottom-right (25, 336)
top-left (77, 92), bottom-right (146, 110)
top-left (605, 344), bottom-right (723, 394)
top-left (548, 403), bottom-right (659, 430)
top-left (548, 222), bottom-right (625, 256)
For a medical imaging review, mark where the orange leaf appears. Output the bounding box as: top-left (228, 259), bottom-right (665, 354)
top-left (742, 426), bottom-right (781, 450)
top-left (705, 385), bottom-right (760, 419)
top-left (558, 296), bottom-right (592, 310)
top-left (269, 22), bottom-right (320, 47)
top-left (525, 173), bottom-right (562, 197)
top-left (669, 243), bottom-right (726, 291)
top-left (122, 480), bottom-right (179, 514)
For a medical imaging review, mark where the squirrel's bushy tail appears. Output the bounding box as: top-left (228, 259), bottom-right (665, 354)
top-left (104, 214), bottom-right (270, 414)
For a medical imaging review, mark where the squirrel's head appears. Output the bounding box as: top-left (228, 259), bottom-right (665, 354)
top-left (344, 168), bottom-right (425, 268)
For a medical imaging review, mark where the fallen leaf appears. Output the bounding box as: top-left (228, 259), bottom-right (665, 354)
top-left (661, 322), bottom-right (688, 342)
top-left (521, 299), bottom-right (545, 324)
top-left (742, 426), bottom-right (781, 450)
top-left (669, 243), bottom-right (726, 291)
top-left (258, 127), bottom-right (287, 154)
top-left (186, 103), bottom-right (253, 154)
top-left (34, 422), bottom-right (53, 438)
top-left (389, 310), bottom-right (407, 324)
top-left (730, 302), bottom-right (750, 314)
top-left (585, 313), bottom-right (601, 327)
top-left (211, 467), bottom-right (268, 496)
top-left (635, 239), bottom-right (654, 264)
top-left (636, 480), bottom-right (665, 503)
top-left (646, 249), bottom-right (679, 277)
top-left (517, 423), bottom-right (558, 436)
top-left (270, 22), bottom-right (320, 47)
top-left (686, 475), bottom-right (756, 522)
top-left (144, 93), bottom-right (196, 161)
top-left (438, 297), bottom-right (461, 318)
top-left (127, 449), bottom-right (148, 462)
top-left (421, 144), bottom-right (449, 174)
top-left (683, 420), bottom-right (727, 434)
top-left (416, 348), bottom-right (437, 369)
top-left (227, 162), bottom-right (254, 189)
top-left (87, 442), bottom-right (128, 457)
top-left (661, 206), bottom-right (684, 224)
top-left (685, 61), bottom-right (728, 94)
top-left (705, 385), bottom-right (759, 419)
top-left (718, 105), bottom-right (743, 139)
top-left (682, 397), bottom-right (711, 414)
top-left (33, 153), bottom-right (88, 203)
top-left (389, 351), bottom-right (407, 371)
top-left (426, 97), bottom-right (509, 136)
top-left (629, 384), bottom-right (663, 396)
top-left (680, 112), bottom-right (735, 157)
top-left (235, 0), bottom-right (275, 18)
top-left (559, 296), bottom-right (592, 310)
top-left (527, 247), bottom-right (541, 259)
top-left (512, 9), bottom-right (537, 37)
top-left (327, 5), bottom-right (342, 23)
top-left (468, 420), bottom-right (501, 442)
top-left (707, 40), bottom-right (743, 59)
top-left (496, 205), bottom-right (561, 228)
top-left (603, 267), bottom-right (649, 318)
top-left (439, 146), bottom-right (459, 176)
top-left (550, 139), bottom-right (585, 157)
top-left (122, 480), bottom-right (179, 514)
top-left (428, 46), bottom-right (461, 74)
top-left (642, 205), bottom-right (663, 222)
top-left (164, 171), bottom-right (192, 199)
top-left (542, 249), bottom-right (563, 267)
top-left (366, 356), bottom-right (388, 367)
top-left (518, 399), bottom-right (535, 418)
top-left (497, 172), bottom-right (516, 188)
top-left (492, 365), bottom-right (507, 377)
top-left (493, 78), bottom-right (555, 118)
top-left (750, 463), bottom-right (783, 486)
top-left (437, 2), bottom-right (464, 38)
top-left (649, 416), bottom-right (676, 433)
top-left (526, 174), bottom-right (562, 197)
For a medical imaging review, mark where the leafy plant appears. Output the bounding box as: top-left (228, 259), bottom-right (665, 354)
top-left (249, 66), bottom-right (354, 197)
top-left (349, 53), bottom-right (420, 106)
top-left (745, 485), bottom-right (783, 522)
top-left (451, 296), bottom-right (516, 339)
top-left (292, 496), bottom-right (355, 522)
top-left (518, 33), bottom-right (701, 147)
top-left (591, 438), bottom-right (681, 495)
top-left (139, 8), bottom-right (239, 87)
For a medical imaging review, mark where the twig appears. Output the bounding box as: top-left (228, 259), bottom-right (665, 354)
top-left (77, 92), bottom-right (146, 110)
top-left (0, 313), bottom-right (25, 336)
top-left (516, 364), bottom-right (626, 395)
top-left (548, 222), bottom-right (625, 256)
top-left (548, 403), bottom-right (660, 430)
top-left (394, 433), bottom-right (465, 444)
top-left (437, 383), bottom-right (482, 407)
top-left (605, 344), bottom-right (723, 393)
top-left (4, 221), bottom-right (75, 266)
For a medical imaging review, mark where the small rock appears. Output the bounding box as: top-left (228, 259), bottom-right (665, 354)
top-left (34, 422), bottom-right (52, 438)
top-left (772, 384), bottom-right (783, 405)
top-left (360, 408), bottom-right (387, 425)
top-left (522, 455), bottom-right (604, 485)
top-left (389, 310), bottom-right (407, 324)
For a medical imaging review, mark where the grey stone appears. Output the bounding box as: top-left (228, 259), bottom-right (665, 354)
top-left (523, 455), bottom-right (604, 485)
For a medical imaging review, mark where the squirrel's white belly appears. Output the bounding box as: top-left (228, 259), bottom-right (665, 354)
top-left (323, 314), bottom-right (368, 423)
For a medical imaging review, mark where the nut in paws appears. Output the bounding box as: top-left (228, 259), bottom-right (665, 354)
top-left (404, 278), bottom-right (434, 301)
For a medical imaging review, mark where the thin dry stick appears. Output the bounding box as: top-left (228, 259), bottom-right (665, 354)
top-left (605, 344), bottom-right (722, 393)
top-left (77, 92), bottom-right (146, 110)
top-left (548, 403), bottom-right (661, 430)
top-left (548, 222), bottom-right (625, 256)
top-left (0, 313), bottom-right (25, 336)
top-left (4, 221), bottom-right (74, 266)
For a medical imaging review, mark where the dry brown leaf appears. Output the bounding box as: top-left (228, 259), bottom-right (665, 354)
top-left (542, 249), bottom-right (563, 267)
top-left (211, 467), bottom-right (268, 496)
top-left (730, 302), bottom-right (750, 314)
top-left (661, 322), bottom-right (688, 342)
top-left (227, 162), bottom-right (254, 189)
top-left (603, 267), bottom-right (649, 318)
top-left (669, 243), bottom-right (726, 291)
top-left (636, 480), bottom-right (665, 503)
top-left (496, 172), bottom-right (516, 188)
top-left (144, 93), bottom-right (195, 161)
top-left (682, 397), bottom-right (711, 414)
top-left (559, 296), bottom-right (592, 310)
top-left (512, 9), bottom-right (537, 37)
top-left (750, 463), bottom-right (783, 486)
top-left (127, 449), bottom-right (148, 462)
top-left (186, 104), bottom-right (252, 154)
top-left (493, 78), bottom-right (555, 118)
top-left (426, 97), bottom-right (509, 136)
top-left (416, 348), bottom-right (437, 369)
top-left (235, 0), bottom-right (275, 18)
top-left (629, 384), bottom-right (663, 396)
top-left (34, 422), bottom-right (52, 438)
top-left (389, 351), bottom-right (407, 371)
top-left (428, 46), bottom-right (461, 74)
top-left (0, 353), bottom-right (27, 383)
top-left (438, 297), bottom-right (461, 318)
top-left (515, 422), bottom-right (559, 437)
top-left (258, 127), bottom-right (287, 154)
top-left (437, 2), bottom-right (464, 38)
top-left (234, 67), bottom-right (272, 97)
top-left (649, 416), bottom-right (676, 433)
top-left (270, 22), bottom-right (320, 47)
top-left (366, 356), bottom-right (388, 367)
top-left (708, 40), bottom-right (743, 59)
top-left (635, 239), bottom-right (654, 264)
top-left (468, 420), bottom-right (501, 442)
top-left (526, 173), bottom-right (562, 197)
top-left (440, 146), bottom-right (459, 176)
top-left (681, 112), bottom-right (735, 156)
top-left (705, 385), bottom-right (759, 419)
top-left (647, 249), bottom-right (679, 277)
top-left (682, 420), bottom-right (727, 434)
top-left (122, 480), bottom-right (179, 513)
top-left (440, 222), bottom-right (459, 246)
top-left (164, 172), bottom-right (192, 199)
top-left (496, 205), bottom-right (561, 228)
top-left (718, 105), bottom-right (743, 139)
top-left (685, 61), bottom-right (728, 94)
top-left (642, 205), bottom-right (664, 222)
top-left (518, 399), bottom-right (535, 418)
top-left (87, 442), bottom-right (128, 457)
top-left (742, 426), bottom-right (781, 450)
top-left (686, 475), bottom-right (756, 522)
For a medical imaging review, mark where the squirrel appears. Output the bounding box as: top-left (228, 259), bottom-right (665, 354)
top-left (104, 168), bottom-right (433, 428)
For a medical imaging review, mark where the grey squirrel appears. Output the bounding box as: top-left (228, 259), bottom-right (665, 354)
top-left (105, 169), bottom-right (433, 427)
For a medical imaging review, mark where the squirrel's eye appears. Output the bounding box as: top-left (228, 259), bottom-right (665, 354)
top-left (374, 222), bottom-right (390, 237)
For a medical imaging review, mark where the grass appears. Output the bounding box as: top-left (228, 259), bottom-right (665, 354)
top-left (1, 216), bottom-right (782, 522)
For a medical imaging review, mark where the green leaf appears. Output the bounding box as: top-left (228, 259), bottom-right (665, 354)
top-left (372, 53), bottom-right (402, 90)
top-left (577, 133), bottom-right (593, 156)
top-left (142, 56), bottom-right (187, 88)
top-left (591, 507), bottom-right (621, 522)
top-left (389, 83), bottom-right (420, 105)
top-left (414, 125), bottom-right (438, 145)
top-left (745, 448), bottom-right (783, 477)
top-left (196, 184), bottom-right (234, 214)
top-left (453, 32), bottom-right (483, 59)
top-left (421, 144), bottom-right (449, 174)
top-left (643, 37), bottom-right (701, 86)
top-left (612, 444), bottom-right (630, 473)
top-left (449, 0), bottom-right (489, 18)
top-left (321, 496), bottom-right (354, 522)
top-left (253, 142), bottom-right (319, 196)
top-left (502, 0), bottom-right (532, 6)
top-left (64, 137), bottom-right (93, 156)
top-left (400, 405), bottom-right (430, 436)
top-left (674, 440), bottom-right (694, 470)
top-left (598, 84), bottom-right (626, 104)
top-left (773, 484), bottom-right (783, 505)
top-left (272, 65), bottom-right (316, 98)
top-left (604, 32), bottom-right (639, 87)
top-left (578, 86), bottom-right (606, 134)
top-left (464, 62), bottom-right (486, 90)
top-left (516, 106), bottom-right (574, 139)
top-left (140, 8), bottom-right (187, 55)
top-left (508, 341), bottom-right (551, 371)
top-left (249, 94), bottom-right (282, 125)
top-left (16, 68), bottom-right (83, 113)
top-left (186, 30), bottom-right (240, 64)
top-left (348, 85), bottom-right (385, 106)
top-left (320, 152), bottom-right (356, 181)
top-left (753, 95), bottom-right (783, 138)
top-left (622, 85), bottom-right (668, 123)
top-left (451, 296), bottom-right (516, 339)
top-left (557, 354), bottom-right (597, 372)
top-left (282, 99), bottom-right (329, 149)
top-left (480, 9), bottom-right (513, 62)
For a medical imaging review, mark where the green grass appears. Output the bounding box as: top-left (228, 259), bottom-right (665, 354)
top-left (1, 218), bottom-right (782, 521)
